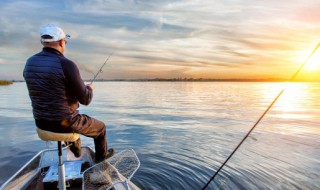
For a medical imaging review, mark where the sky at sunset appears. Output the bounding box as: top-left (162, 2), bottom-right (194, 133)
top-left (0, 0), bottom-right (320, 81)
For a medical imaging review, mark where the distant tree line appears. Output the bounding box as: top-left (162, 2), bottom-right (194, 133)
top-left (88, 78), bottom-right (287, 82)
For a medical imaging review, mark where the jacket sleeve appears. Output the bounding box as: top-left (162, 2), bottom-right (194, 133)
top-left (61, 57), bottom-right (93, 105)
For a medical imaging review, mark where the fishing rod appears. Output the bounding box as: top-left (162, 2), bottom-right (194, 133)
top-left (90, 52), bottom-right (114, 84)
top-left (202, 42), bottom-right (320, 190)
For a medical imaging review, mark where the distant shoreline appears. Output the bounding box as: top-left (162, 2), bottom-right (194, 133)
top-left (89, 78), bottom-right (288, 82)
top-left (83, 78), bottom-right (319, 82)
top-left (3, 78), bottom-right (320, 83)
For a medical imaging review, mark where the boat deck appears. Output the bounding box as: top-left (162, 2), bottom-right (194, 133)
top-left (0, 147), bottom-right (140, 190)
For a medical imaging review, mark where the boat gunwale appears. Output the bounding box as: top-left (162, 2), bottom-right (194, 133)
top-left (0, 151), bottom-right (42, 190)
top-left (0, 146), bottom-right (95, 190)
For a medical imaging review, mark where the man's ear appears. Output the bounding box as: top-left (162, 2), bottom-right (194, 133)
top-left (59, 40), bottom-right (64, 47)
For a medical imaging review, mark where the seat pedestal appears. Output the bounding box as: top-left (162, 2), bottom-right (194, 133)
top-left (36, 128), bottom-right (80, 190)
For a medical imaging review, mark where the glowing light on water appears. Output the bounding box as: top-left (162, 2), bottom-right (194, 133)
top-left (276, 83), bottom-right (311, 118)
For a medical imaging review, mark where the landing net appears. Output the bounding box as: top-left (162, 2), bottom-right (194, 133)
top-left (83, 149), bottom-right (140, 190)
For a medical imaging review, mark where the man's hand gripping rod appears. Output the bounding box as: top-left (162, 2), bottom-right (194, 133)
top-left (90, 52), bottom-right (114, 84)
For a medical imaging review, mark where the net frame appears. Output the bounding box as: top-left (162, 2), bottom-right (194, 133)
top-left (83, 149), bottom-right (140, 190)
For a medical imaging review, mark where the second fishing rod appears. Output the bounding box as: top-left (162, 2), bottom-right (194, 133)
top-left (202, 42), bottom-right (320, 190)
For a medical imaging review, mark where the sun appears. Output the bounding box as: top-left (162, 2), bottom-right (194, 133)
top-left (294, 44), bottom-right (320, 81)
top-left (304, 47), bottom-right (320, 71)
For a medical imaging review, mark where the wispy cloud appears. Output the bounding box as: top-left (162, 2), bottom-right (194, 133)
top-left (0, 0), bottom-right (319, 80)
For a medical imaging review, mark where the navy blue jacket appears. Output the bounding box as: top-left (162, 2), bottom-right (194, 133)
top-left (23, 47), bottom-right (92, 124)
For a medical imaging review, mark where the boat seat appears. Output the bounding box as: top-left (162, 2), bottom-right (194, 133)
top-left (36, 127), bottom-right (79, 142)
top-left (36, 127), bottom-right (80, 190)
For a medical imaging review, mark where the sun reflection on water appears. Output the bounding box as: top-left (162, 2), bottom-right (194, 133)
top-left (274, 83), bottom-right (311, 118)
top-left (260, 82), bottom-right (319, 136)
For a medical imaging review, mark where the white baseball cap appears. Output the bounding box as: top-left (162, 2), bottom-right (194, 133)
top-left (40, 24), bottom-right (70, 42)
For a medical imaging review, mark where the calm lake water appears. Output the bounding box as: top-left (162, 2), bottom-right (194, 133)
top-left (0, 82), bottom-right (319, 189)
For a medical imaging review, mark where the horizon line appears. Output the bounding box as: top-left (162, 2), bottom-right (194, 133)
top-left (4, 78), bottom-right (320, 82)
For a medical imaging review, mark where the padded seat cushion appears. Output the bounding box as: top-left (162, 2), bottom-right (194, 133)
top-left (36, 128), bottom-right (79, 142)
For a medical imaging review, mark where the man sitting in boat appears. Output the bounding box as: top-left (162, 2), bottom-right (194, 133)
top-left (23, 24), bottom-right (114, 163)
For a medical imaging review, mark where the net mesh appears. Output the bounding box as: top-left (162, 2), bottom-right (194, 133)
top-left (107, 149), bottom-right (140, 180)
top-left (83, 149), bottom-right (140, 190)
top-left (83, 161), bottom-right (121, 190)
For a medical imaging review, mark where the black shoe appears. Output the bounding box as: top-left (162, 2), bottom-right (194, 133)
top-left (94, 148), bottom-right (115, 163)
top-left (68, 142), bottom-right (81, 158)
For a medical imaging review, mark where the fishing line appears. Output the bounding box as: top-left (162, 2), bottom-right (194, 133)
top-left (90, 52), bottom-right (114, 84)
top-left (202, 42), bottom-right (320, 190)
